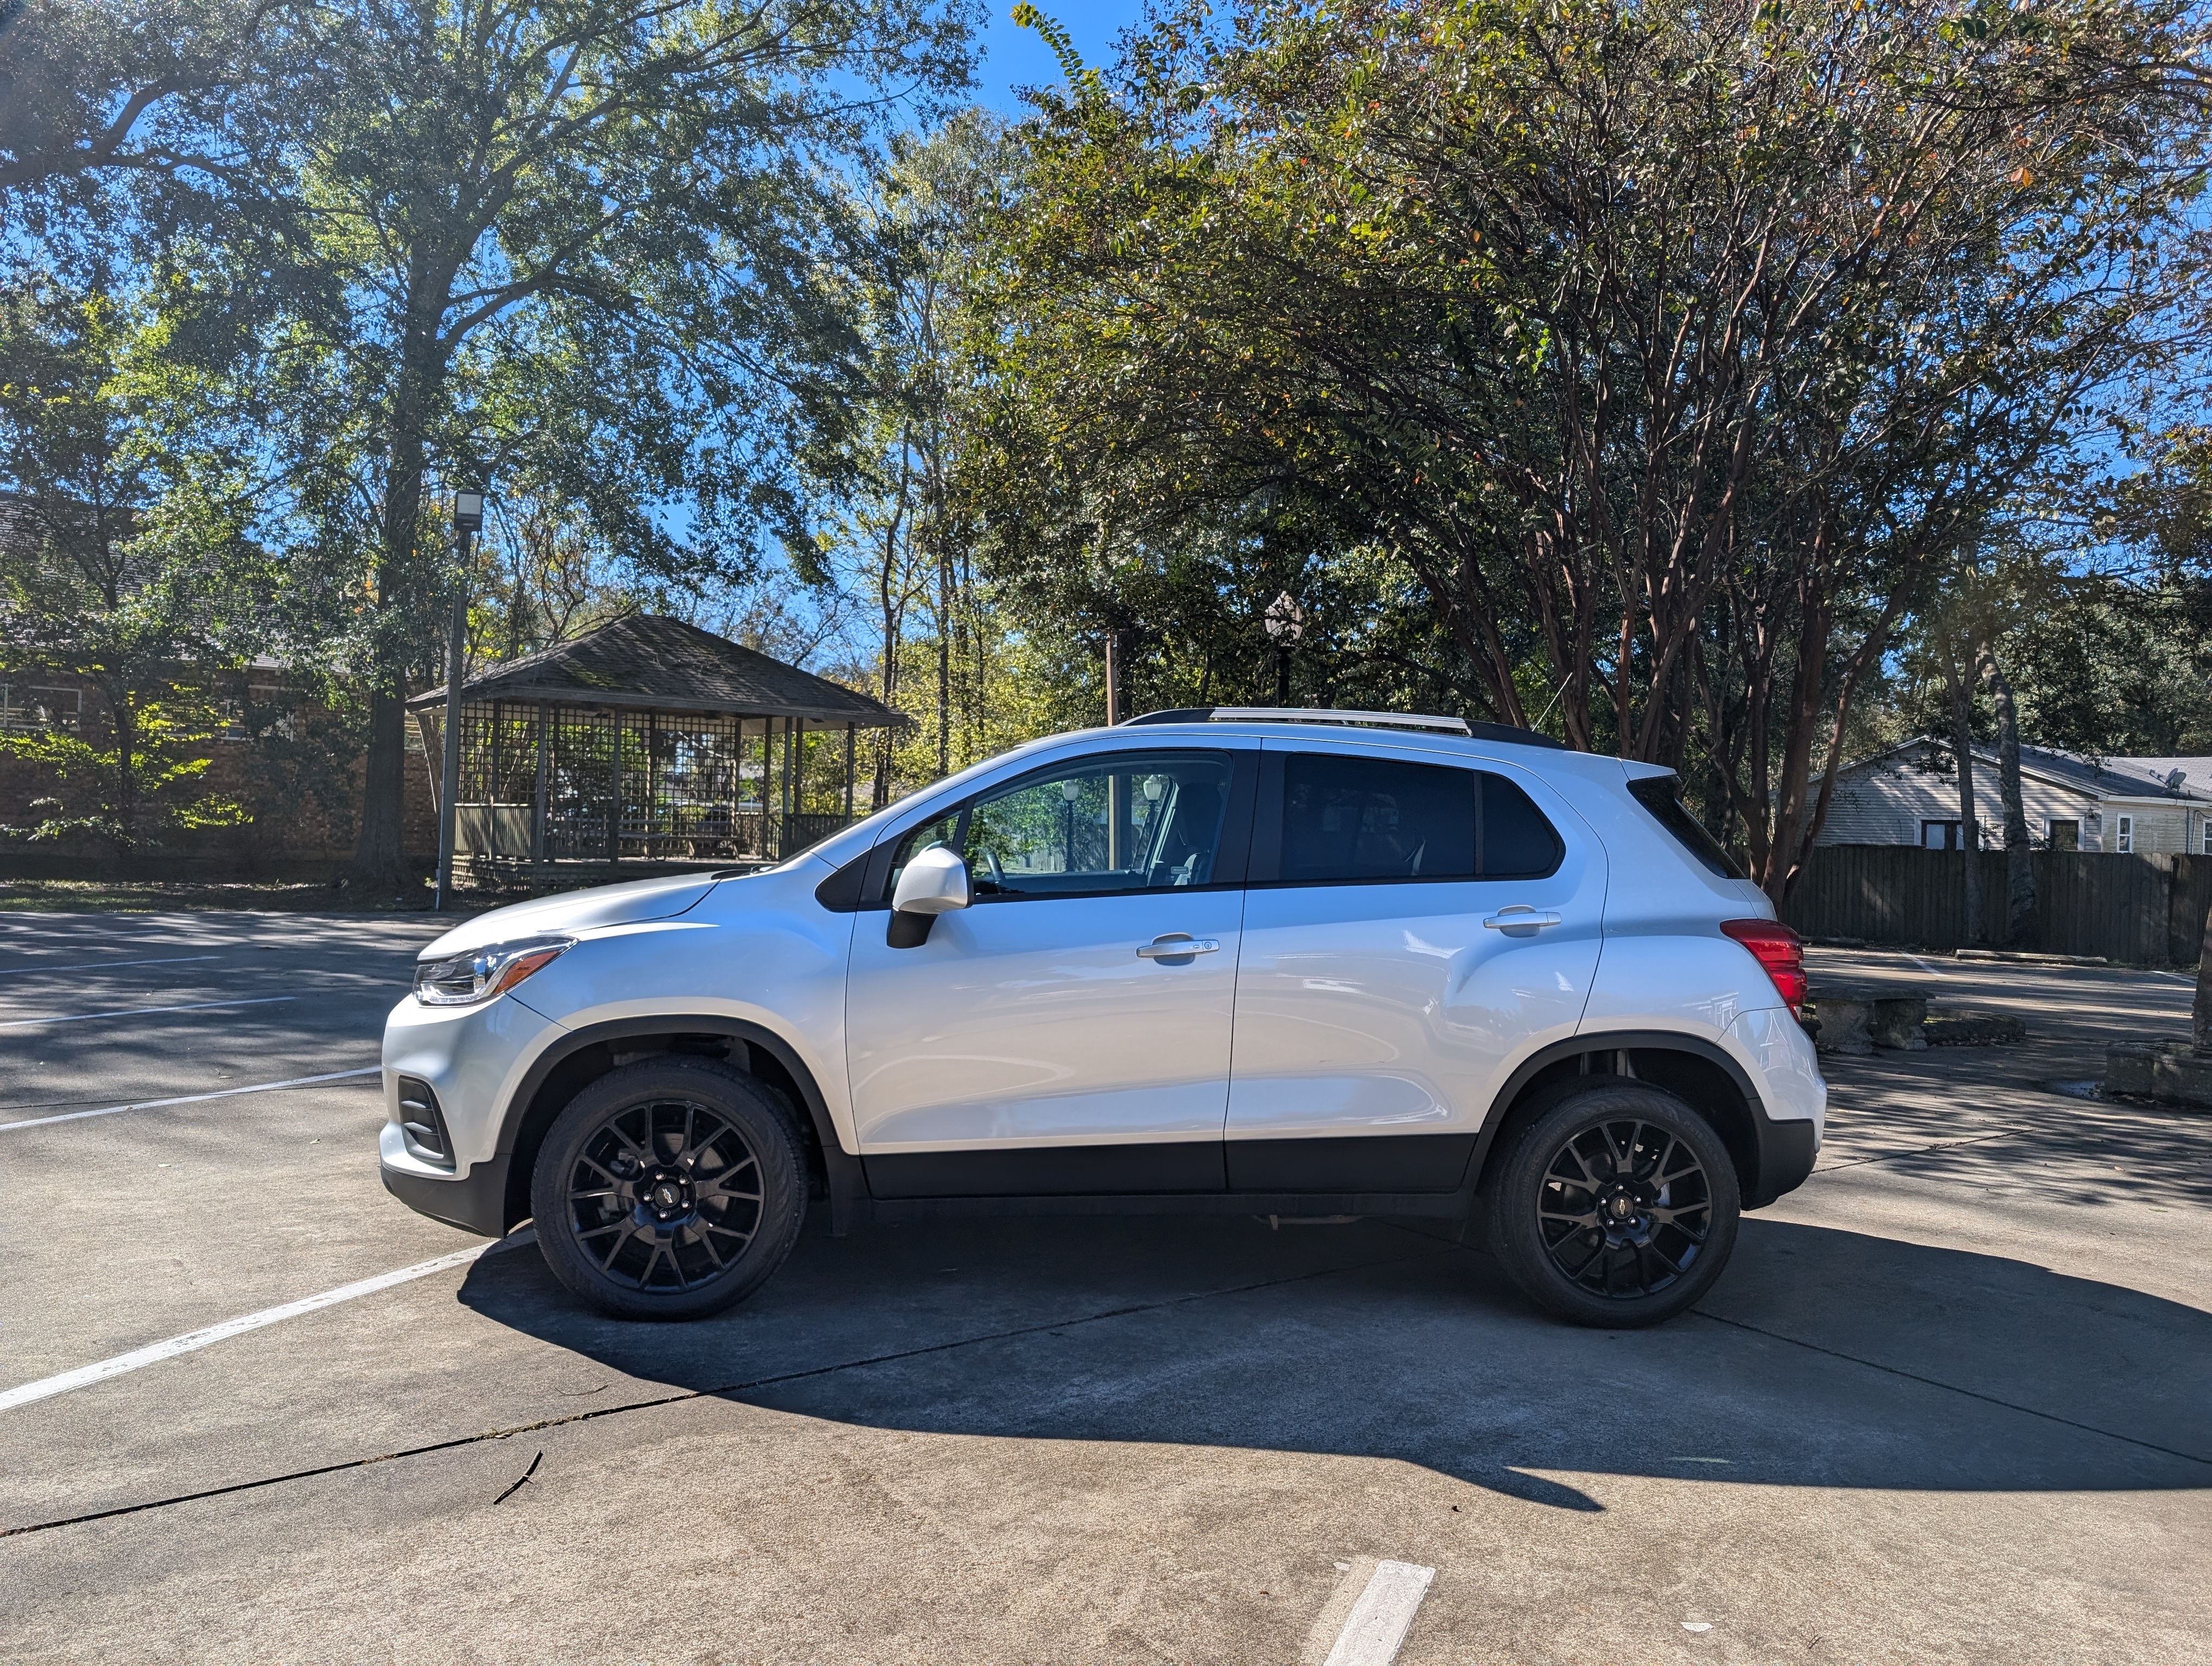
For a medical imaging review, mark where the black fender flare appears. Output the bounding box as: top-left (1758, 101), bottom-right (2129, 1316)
top-left (1467, 1028), bottom-right (1815, 1209)
top-left (493, 1013), bottom-right (866, 1237)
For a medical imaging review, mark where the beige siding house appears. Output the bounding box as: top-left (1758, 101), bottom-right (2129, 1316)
top-left (1815, 739), bottom-right (2212, 854)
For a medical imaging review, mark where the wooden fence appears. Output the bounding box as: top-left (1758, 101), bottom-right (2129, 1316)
top-left (1782, 846), bottom-right (2212, 965)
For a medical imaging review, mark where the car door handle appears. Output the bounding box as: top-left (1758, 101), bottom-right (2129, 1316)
top-left (1483, 908), bottom-right (1562, 930)
top-left (1136, 934), bottom-right (1220, 959)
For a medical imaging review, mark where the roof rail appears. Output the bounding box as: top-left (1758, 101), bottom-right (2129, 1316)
top-left (1122, 706), bottom-right (1566, 749)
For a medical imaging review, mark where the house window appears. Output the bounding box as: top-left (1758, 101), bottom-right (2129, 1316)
top-left (0, 685), bottom-right (81, 732)
top-left (2115, 815), bottom-right (2133, 854)
top-left (1920, 819), bottom-right (1962, 850)
top-left (2047, 819), bottom-right (2080, 851)
top-left (2203, 818), bottom-right (2211, 856)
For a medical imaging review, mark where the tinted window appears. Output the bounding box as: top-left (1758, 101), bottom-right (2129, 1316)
top-left (1282, 754), bottom-right (1474, 881)
top-left (1482, 772), bottom-right (1564, 877)
top-left (888, 751), bottom-right (1235, 901)
top-left (1627, 774), bottom-right (1742, 879)
top-left (1275, 754), bottom-right (1561, 883)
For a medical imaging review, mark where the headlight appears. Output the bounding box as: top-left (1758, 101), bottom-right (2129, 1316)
top-left (413, 935), bottom-right (575, 1006)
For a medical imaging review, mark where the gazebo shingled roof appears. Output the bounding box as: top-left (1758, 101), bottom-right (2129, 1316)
top-left (406, 613), bottom-right (901, 729)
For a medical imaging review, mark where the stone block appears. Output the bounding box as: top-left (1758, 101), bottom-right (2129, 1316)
top-left (1867, 994), bottom-right (1930, 1050)
top-left (1812, 996), bottom-right (1872, 1055)
top-left (2105, 1042), bottom-right (2160, 1097)
top-left (1924, 1013), bottom-right (2026, 1046)
top-left (2105, 1040), bottom-right (2212, 1107)
top-left (2152, 1046), bottom-right (2212, 1108)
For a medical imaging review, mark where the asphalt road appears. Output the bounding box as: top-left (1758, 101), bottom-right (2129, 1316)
top-left (1, 914), bottom-right (2206, 1664)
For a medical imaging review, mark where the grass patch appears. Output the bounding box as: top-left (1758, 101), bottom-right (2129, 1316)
top-left (0, 877), bottom-right (439, 913)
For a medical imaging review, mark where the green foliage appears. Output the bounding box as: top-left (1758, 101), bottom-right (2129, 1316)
top-left (967, 0), bottom-right (2209, 897)
top-left (0, 689), bottom-right (244, 849)
top-left (0, 276), bottom-right (272, 852)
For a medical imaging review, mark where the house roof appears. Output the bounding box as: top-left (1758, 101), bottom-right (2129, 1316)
top-left (406, 614), bottom-right (903, 728)
top-left (1826, 737), bottom-right (2212, 805)
top-left (2104, 755), bottom-right (2212, 798)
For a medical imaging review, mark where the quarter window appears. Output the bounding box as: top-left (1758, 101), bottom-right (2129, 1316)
top-left (1271, 754), bottom-right (1561, 884)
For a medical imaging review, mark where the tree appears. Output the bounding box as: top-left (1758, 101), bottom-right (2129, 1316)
top-left (0, 0), bottom-right (307, 202)
top-left (204, 0), bottom-right (972, 891)
top-left (0, 279), bottom-right (264, 851)
top-left (977, 0), bottom-right (2205, 902)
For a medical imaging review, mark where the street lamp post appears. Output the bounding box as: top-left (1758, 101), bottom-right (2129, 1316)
top-left (435, 488), bottom-right (484, 912)
top-left (1264, 591), bottom-right (1304, 706)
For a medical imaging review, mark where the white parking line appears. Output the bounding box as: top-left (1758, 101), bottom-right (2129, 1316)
top-left (0, 1234), bottom-right (532, 1413)
top-left (0, 1067), bottom-right (380, 1132)
top-left (0, 995), bottom-right (294, 1030)
top-left (1324, 1561), bottom-right (1436, 1666)
top-left (0, 954), bottom-right (222, 978)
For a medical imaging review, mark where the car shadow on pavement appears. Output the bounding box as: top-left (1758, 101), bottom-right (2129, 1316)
top-left (456, 1212), bottom-right (2212, 1511)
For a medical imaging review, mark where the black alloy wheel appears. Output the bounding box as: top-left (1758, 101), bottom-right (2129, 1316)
top-left (1486, 1081), bottom-right (1740, 1328)
top-left (531, 1058), bottom-right (807, 1320)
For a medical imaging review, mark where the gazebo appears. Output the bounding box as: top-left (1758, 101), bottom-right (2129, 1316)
top-left (409, 614), bottom-right (903, 879)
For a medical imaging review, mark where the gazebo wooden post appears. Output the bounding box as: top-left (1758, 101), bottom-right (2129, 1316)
top-left (779, 717), bottom-right (798, 856)
top-left (843, 722), bottom-right (856, 824)
top-left (531, 702), bottom-right (549, 877)
top-left (646, 711), bottom-right (659, 861)
top-left (608, 713), bottom-right (622, 864)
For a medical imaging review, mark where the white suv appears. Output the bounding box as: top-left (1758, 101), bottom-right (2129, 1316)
top-left (381, 709), bottom-right (1823, 1327)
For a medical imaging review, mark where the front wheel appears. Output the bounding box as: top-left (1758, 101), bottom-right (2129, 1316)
top-left (530, 1058), bottom-right (807, 1320)
top-left (1485, 1082), bottom-right (1740, 1328)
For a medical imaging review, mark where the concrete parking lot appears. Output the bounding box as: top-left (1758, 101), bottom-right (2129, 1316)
top-left (1, 911), bottom-right (2206, 1664)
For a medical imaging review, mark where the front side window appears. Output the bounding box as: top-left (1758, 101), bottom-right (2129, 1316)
top-left (887, 751), bottom-right (1236, 902)
top-left (1272, 753), bottom-right (1562, 884)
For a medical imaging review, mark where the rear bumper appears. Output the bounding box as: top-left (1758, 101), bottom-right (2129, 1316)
top-left (1748, 1114), bottom-right (1818, 1208)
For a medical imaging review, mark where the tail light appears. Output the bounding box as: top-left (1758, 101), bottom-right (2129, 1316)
top-left (1721, 919), bottom-right (1807, 1017)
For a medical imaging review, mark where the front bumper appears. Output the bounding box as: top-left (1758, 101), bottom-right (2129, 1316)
top-left (378, 1123), bottom-right (513, 1236)
top-left (380, 991), bottom-right (564, 1236)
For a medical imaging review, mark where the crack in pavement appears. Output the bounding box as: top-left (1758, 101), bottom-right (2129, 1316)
top-left (1687, 1308), bottom-right (2212, 1468)
top-left (0, 1241), bottom-right (1455, 1540)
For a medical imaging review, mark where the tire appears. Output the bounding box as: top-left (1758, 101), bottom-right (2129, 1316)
top-left (529, 1058), bottom-right (808, 1321)
top-left (1484, 1081), bottom-right (1740, 1328)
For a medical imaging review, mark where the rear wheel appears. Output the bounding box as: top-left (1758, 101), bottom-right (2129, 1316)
top-left (1485, 1082), bottom-right (1739, 1328)
top-left (530, 1058), bottom-right (807, 1320)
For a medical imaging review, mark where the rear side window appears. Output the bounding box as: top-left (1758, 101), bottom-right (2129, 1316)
top-left (1628, 774), bottom-right (1744, 879)
top-left (1270, 754), bottom-right (1562, 883)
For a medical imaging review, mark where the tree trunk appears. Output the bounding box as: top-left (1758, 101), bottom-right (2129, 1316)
top-left (349, 302), bottom-right (443, 897)
top-left (2195, 897), bottom-right (2211, 1055)
top-left (935, 543), bottom-right (951, 779)
top-left (1946, 654), bottom-right (1983, 946)
top-left (1982, 645), bottom-right (2037, 947)
top-left (110, 685), bottom-right (138, 855)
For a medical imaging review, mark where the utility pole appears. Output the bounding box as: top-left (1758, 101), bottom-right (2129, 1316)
top-left (1103, 631), bottom-right (1123, 726)
top-left (435, 488), bottom-right (483, 912)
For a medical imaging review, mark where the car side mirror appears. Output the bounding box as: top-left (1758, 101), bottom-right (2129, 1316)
top-left (887, 845), bottom-right (972, 948)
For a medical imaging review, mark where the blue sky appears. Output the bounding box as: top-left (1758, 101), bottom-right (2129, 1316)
top-left (969, 2), bottom-right (1149, 114)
